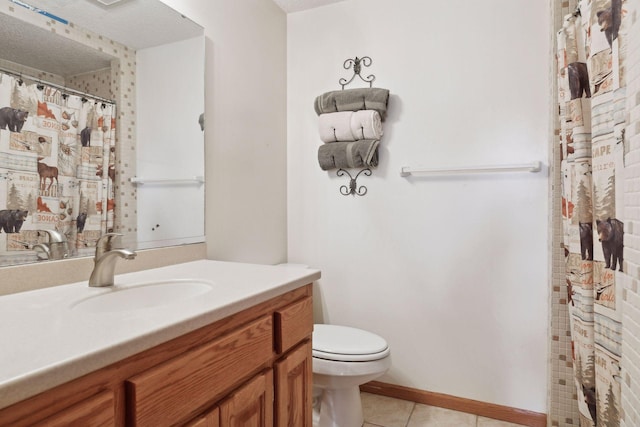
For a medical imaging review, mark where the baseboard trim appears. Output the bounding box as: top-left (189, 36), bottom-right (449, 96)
top-left (360, 381), bottom-right (547, 427)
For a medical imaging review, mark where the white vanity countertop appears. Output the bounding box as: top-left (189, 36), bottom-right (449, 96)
top-left (0, 259), bottom-right (320, 410)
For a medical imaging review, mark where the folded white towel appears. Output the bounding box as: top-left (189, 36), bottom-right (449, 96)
top-left (318, 111), bottom-right (383, 143)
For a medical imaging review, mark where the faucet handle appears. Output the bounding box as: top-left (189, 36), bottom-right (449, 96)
top-left (95, 232), bottom-right (123, 259)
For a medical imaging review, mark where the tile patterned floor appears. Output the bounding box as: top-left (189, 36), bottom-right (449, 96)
top-left (361, 393), bottom-right (528, 427)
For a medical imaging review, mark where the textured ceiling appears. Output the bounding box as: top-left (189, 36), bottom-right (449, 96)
top-left (23, 0), bottom-right (203, 50)
top-left (0, 0), bottom-right (343, 78)
top-left (0, 11), bottom-right (113, 76)
top-left (0, 0), bottom-right (203, 77)
top-left (271, 0), bottom-right (347, 13)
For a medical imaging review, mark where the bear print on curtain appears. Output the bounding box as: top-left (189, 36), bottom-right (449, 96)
top-left (557, 0), bottom-right (626, 425)
top-left (0, 72), bottom-right (116, 265)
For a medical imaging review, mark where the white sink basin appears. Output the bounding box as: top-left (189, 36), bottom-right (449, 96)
top-left (70, 279), bottom-right (215, 313)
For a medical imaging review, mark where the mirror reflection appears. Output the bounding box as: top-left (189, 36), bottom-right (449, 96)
top-left (0, 0), bottom-right (205, 267)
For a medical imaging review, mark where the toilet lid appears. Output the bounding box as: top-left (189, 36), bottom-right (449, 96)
top-left (312, 324), bottom-right (390, 362)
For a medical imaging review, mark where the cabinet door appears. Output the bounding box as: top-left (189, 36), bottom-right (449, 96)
top-left (186, 407), bottom-right (219, 427)
top-left (274, 341), bottom-right (312, 427)
top-left (220, 370), bottom-right (273, 427)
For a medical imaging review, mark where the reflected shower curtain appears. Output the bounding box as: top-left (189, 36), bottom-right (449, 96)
top-left (0, 72), bottom-right (116, 264)
top-left (557, 0), bottom-right (626, 425)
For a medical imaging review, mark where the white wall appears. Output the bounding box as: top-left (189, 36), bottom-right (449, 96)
top-left (287, 0), bottom-right (550, 413)
top-left (136, 36), bottom-right (205, 248)
top-left (159, 0), bottom-right (288, 264)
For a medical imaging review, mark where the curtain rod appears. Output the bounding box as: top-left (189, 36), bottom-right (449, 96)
top-left (0, 66), bottom-right (115, 105)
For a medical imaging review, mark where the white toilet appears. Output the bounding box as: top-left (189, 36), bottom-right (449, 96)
top-left (312, 324), bottom-right (391, 427)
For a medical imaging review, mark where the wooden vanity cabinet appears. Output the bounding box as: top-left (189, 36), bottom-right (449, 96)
top-left (0, 285), bottom-right (313, 427)
top-left (219, 369), bottom-right (274, 426)
top-left (274, 341), bottom-right (313, 427)
top-left (126, 315), bottom-right (274, 425)
top-left (39, 390), bottom-right (116, 427)
top-left (273, 296), bottom-right (314, 427)
top-left (185, 407), bottom-right (220, 427)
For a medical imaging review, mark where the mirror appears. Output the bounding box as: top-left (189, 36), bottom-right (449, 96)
top-left (0, 0), bottom-right (205, 266)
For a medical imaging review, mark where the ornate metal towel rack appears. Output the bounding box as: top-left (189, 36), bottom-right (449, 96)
top-left (339, 56), bottom-right (375, 89)
top-left (335, 56), bottom-right (376, 196)
top-left (337, 168), bottom-right (372, 196)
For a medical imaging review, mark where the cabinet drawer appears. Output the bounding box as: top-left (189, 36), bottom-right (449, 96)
top-left (274, 297), bottom-right (313, 354)
top-left (37, 390), bottom-right (114, 427)
top-left (126, 315), bottom-right (273, 426)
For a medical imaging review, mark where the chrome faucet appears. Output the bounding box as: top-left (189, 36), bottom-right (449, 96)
top-left (89, 233), bottom-right (137, 287)
top-left (34, 229), bottom-right (69, 260)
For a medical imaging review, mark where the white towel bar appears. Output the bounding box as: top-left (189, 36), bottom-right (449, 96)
top-left (400, 161), bottom-right (542, 177)
top-left (131, 176), bottom-right (204, 185)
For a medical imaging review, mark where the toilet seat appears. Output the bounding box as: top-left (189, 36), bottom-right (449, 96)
top-left (312, 324), bottom-right (390, 362)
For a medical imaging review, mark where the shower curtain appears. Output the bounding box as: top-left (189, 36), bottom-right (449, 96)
top-left (0, 72), bottom-right (116, 264)
top-left (558, 0), bottom-right (626, 425)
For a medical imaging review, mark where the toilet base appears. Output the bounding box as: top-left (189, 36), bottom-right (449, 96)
top-left (313, 386), bottom-right (364, 427)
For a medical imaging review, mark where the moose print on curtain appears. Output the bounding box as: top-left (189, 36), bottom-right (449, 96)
top-left (0, 72), bottom-right (116, 265)
top-left (558, 0), bottom-right (626, 425)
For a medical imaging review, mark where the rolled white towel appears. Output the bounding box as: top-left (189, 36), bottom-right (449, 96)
top-left (318, 111), bottom-right (384, 143)
top-left (318, 112), bottom-right (354, 143)
top-left (350, 110), bottom-right (383, 140)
